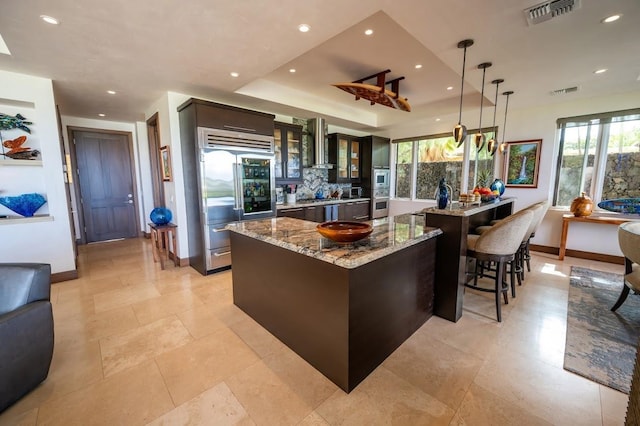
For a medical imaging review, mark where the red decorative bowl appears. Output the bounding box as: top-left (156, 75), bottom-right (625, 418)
top-left (316, 221), bottom-right (373, 243)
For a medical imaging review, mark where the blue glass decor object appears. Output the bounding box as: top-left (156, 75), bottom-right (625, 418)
top-left (150, 207), bottom-right (172, 225)
top-left (437, 178), bottom-right (450, 209)
top-left (490, 178), bottom-right (505, 196)
top-left (598, 198), bottom-right (640, 215)
top-left (0, 193), bottom-right (46, 217)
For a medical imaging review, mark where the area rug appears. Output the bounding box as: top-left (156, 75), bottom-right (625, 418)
top-left (564, 266), bottom-right (640, 394)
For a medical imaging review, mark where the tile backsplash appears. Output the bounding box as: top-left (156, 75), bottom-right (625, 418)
top-left (281, 168), bottom-right (350, 200)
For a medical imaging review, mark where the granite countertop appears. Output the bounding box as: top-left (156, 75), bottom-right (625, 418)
top-left (276, 197), bottom-right (370, 210)
top-left (420, 197), bottom-right (515, 217)
top-left (226, 214), bottom-right (441, 269)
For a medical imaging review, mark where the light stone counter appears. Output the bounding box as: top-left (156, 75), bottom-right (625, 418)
top-left (226, 213), bottom-right (441, 269)
top-left (420, 197), bottom-right (515, 217)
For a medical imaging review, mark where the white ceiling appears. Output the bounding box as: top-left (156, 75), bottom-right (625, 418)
top-left (0, 0), bottom-right (638, 133)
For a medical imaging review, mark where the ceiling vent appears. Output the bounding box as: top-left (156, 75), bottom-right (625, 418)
top-left (525, 0), bottom-right (581, 26)
top-left (550, 86), bottom-right (579, 96)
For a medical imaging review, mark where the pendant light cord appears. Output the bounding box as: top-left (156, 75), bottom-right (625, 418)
top-left (478, 66), bottom-right (486, 133)
top-left (491, 82), bottom-right (500, 140)
top-left (501, 93), bottom-right (511, 144)
top-left (458, 46), bottom-right (468, 124)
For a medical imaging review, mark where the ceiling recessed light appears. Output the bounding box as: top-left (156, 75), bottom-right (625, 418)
top-left (602, 14), bottom-right (621, 23)
top-left (289, 68), bottom-right (296, 73)
top-left (230, 72), bottom-right (239, 78)
top-left (107, 90), bottom-right (116, 95)
top-left (298, 24), bottom-right (310, 33)
top-left (594, 68), bottom-right (608, 74)
top-left (415, 64), bottom-right (422, 69)
top-left (435, 118), bottom-right (441, 122)
top-left (98, 113), bottom-right (105, 117)
top-left (446, 86), bottom-right (453, 91)
top-left (364, 29), bottom-right (373, 36)
top-left (40, 15), bottom-right (59, 25)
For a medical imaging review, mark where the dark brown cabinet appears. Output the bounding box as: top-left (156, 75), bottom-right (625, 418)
top-left (359, 135), bottom-right (391, 168)
top-left (278, 202), bottom-right (370, 223)
top-left (274, 122), bottom-right (303, 184)
top-left (339, 200), bottom-right (370, 221)
top-left (303, 205), bottom-right (324, 222)
top-left (277, 207), bottom-right (305, 219)
top-left (328, 133), bottom-right (361, 183)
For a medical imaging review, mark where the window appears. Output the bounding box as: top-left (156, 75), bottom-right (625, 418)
top-left (554, 109), bottom-right (640, 207)
top-left (395, 141), bottom-right (413, 198)
top-left (393, 129), bottom-right (495, 201)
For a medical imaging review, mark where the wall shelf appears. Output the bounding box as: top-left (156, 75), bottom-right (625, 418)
top-left (0, 159), bottom-right (43, 166)
top-left (0, 215), bottom-right (53, 225)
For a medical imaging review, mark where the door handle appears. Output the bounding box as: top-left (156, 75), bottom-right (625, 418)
top-left (213, 251), bottom-right (231, 257)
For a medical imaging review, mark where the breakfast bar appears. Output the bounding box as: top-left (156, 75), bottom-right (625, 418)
top-left (226, 214), bottom-right (441, 392)
top-left (421, 197), bottom-right (515, 322)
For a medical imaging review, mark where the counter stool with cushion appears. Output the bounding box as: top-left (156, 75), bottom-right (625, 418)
top-left (466, 209), bottom-right (534, 322)
top-left (611, 222), bottom-right (640, 312)
top-left (474, 201), bottom-right (547, 285)
top-left (522, 201), bottom-right (549, 275)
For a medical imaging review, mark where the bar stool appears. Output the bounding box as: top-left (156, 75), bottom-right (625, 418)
top-left (611, 222), bottom-right (640, 312)
top-left (521, 201), bottom-right (549, 275)
top-left (474, 201), bottom-right (547, 285)
top-left (465, 209), bottom-right (534, 322)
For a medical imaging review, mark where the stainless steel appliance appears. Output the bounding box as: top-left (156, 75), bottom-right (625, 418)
top-left (198, 127), bottom-right (276, 272)
top-left (372, 168), bottom-right (390, 218)
top-left (373, 168), bottom-right (390, 189)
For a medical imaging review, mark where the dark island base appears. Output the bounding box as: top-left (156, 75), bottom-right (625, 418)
top-left (425, 200), bottom-right (514, 322)
top-left (230, 233), bottom-right (436, 392)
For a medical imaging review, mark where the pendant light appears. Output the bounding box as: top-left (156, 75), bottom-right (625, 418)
top-left (486, 78), bottom-right (504, 156)
top-left (473, 62), bottom-right (492, 151)
top-left (453, 39), bottom-right (474, 147)
top-left (499, 91), bottom-right (514, 154)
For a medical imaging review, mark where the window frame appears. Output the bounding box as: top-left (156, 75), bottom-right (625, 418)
top-left (392, 127), bottom-right (496, 200)
top-left (553, 108), bottom-right (640, 207)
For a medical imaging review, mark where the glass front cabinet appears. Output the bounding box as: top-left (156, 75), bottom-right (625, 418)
top-left (274, 122), bottom-right (303, 184)
top-left (328, 133), bottom-right (361, 183)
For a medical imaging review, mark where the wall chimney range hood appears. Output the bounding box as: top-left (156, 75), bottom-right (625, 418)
top-left (308, 117), bottom-right (333, 168)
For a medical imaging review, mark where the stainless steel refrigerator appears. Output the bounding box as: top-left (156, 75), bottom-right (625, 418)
top-left (185, 127), bottom-right (276, 274)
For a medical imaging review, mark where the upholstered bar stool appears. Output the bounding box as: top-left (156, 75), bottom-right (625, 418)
top-left (522, 201), bottom-right (549, 274)
top-left (611, 222), bottom-right (640, 312)
top-left (474, 201), bottom-right (547, 284)
top-left (466, 209), bottom-right (534, 322)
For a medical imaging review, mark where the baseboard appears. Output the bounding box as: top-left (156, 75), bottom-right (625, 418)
top-left (530, 244), bottom-right (624, 265)
top-left (52, 269), bottom-right (78, 283)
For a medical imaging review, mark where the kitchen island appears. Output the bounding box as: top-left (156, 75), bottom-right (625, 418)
top-left (226, 214), bottom-right (441, 392)
top-left (421, 197), bottom-right (515, 322)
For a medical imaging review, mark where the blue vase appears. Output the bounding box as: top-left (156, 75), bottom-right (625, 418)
top-left (490, 179), bottom-right (505, 196)
top-left (150, 207), bottom-right (172, 225)
top-left (437, 178), bottom-right (449, 209)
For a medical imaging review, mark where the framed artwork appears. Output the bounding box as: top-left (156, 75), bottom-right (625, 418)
top-left (159, 145), bottom-right (172, 181)
top-left (503, 139), bottom-right (541, 188)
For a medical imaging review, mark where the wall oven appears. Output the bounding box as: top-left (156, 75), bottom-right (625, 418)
top-left (372, 197), bottom-right (389, 219)
top-left (373, 168), bottom-right (390, 189)
top-left (371, 172), bottom-right (390, 219)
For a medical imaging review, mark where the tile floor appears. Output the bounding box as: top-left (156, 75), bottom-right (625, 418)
top-left (0, 238), bottom-right (630, 425)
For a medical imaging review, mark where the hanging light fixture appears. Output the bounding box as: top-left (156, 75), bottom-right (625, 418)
top-left (453, 39), bottom-right (474, 147)
top-left (473, 62), bottom-right (492, 151)
top-left (499, 91), bottom-right (514, 154)
top-left (487, 78), bottom-right (504, 156)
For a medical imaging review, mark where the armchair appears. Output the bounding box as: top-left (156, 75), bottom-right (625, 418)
top-left (0, 263), bottom-right (54, 413)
